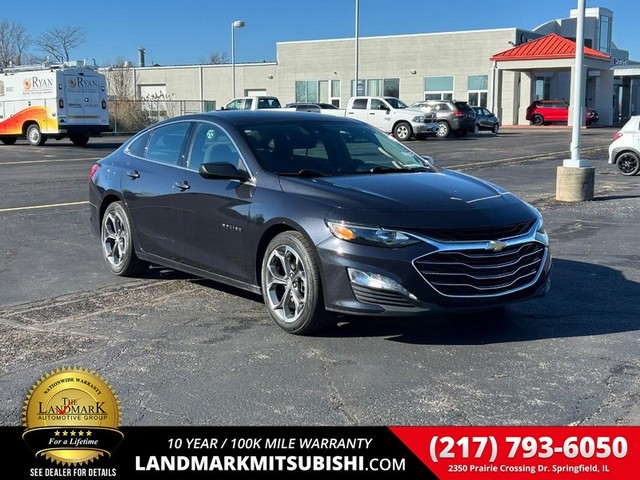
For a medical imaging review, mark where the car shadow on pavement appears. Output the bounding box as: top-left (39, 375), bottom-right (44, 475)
top-left (327, 258), bottom-right (640, 344)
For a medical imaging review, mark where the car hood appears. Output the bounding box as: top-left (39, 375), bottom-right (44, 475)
top-left (279, 170), bottom-right (537, 228)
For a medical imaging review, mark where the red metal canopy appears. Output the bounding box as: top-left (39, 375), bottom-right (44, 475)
top-left (490, 33), bottom-right (611, 62)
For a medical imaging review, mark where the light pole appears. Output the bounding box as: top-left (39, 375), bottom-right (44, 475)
top-left (354, 0), bottom-right (360, 96)
top-left (231, 20), bottom-right (245, 99)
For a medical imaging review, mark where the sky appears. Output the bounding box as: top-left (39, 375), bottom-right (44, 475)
top-left (3, 0), bottom-right (639, 67)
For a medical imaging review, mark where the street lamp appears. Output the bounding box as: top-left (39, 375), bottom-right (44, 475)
top-left (231, 20), bottom-right (245, 99)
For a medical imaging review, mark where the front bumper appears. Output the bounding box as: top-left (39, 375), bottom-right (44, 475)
top-left (316, 226), bottom-right (552, 317)
top-left (412, 121), bottom-right (439, 134)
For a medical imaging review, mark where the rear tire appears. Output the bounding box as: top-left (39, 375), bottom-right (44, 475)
top-left (435, 121), bottom-right (450, 138)
top-left (26, 124), bottom-right (47, 146)
top-left (70, 135), bottom-right (90, 146)
top-left (101, 201), bottom-right (149, 276)
top-left (616, 151), bottom-right (640, 176)
top-left (531, 114), bottom-right (544, 126)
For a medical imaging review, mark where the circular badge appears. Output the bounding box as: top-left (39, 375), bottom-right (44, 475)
top-left (23, 366), bottom-right (123, 465)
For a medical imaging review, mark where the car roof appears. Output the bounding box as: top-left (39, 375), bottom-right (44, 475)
top-left (163, 110), bottom-right (351, 126)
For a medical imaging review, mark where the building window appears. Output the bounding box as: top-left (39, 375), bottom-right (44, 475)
top-left (598, 14), bottom-right (612, 54)
top-left (468, 75), bottom-right (488, 107)
top-left (331, 80), bottom-right (340, 107)
top-left (424, 76), bottom-right (453, 100)
top-left (350, 78), bottom-right (399, 97)
top-left (535, 76), bottom-right (551, 100)
top-left (296, 80), bottom-right (339, 105)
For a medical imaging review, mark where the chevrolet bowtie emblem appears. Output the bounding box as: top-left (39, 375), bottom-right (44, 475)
top-left (486, 240), bottom-right (508, 252)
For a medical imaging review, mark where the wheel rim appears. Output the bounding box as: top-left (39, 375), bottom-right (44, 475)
top-left (436, 123), bottom-right (448, 137)
top-left (102, 209), bottom-right (128, 270)
top-left (28, 128), bottom-right (40, 144)
top-left (396, 125), bottom-right (410, 140)
top-left (474, 124), bottom-right (479, 134)
top-left (618, 153), bottom-right (639, 175)
top-left (264, 244), bottom-right (307, 324)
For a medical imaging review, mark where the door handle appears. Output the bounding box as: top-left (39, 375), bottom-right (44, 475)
top-left (126, 170), bottom-right (140, 179)
top-left (173, 181), bottom-right (190, 191)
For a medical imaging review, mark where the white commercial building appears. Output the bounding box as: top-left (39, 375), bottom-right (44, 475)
top-left (108, 6), bottom-right (639, 127)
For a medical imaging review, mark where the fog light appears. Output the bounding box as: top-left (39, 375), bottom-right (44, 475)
top-left (347, 268), bottom-right (417, 300)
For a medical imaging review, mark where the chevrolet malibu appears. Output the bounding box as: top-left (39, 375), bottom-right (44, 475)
top-left (89, 111), bottom-right (551, 335)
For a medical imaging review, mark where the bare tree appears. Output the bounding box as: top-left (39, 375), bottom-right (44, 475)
top-left (33, 26), bottom-right (86, 63)
top-left (207, 51), bottom-right (229, 64)
top-left (105, 59), bottom-right (151, 132)
top-left (0, 20), bottom-right (31, 67)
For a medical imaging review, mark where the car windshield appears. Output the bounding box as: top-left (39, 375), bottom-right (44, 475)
top-left (241, 120), bottom-right (438, 176)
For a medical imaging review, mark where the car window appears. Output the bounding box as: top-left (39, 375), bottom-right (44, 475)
top-left (186, 122), bottom-right (242, 171)
top-left (351, 98), bottom-right (367, 109)
top-left (145, 122), bottom-right (190, 166)
top-left (243, 99), bottom-right (253, 110)
top-left (225, 99), bottom-right (242, 110)
top-left (371, 99), bottom-right (387, 110)
top-left (127, 130), bottom-right (152, 157)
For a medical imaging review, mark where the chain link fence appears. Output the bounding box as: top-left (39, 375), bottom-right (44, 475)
top-left (108, 98), bottom-right (217, 134)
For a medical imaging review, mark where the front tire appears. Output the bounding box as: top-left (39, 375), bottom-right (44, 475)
top-left (616, 151), bottom-right (640, 176)
top-left (27, 124), bottom-right (47, 146)
top-left (1, 136), bottom-right (17, 145)
top-left (393, 121), bottom-right (412, 141)
top-left (261, 231), bottom-right (334, 335)
top-left (492, 123), bottom-right (499, 135)
top-left (101, 201), bottom-right (149, 276)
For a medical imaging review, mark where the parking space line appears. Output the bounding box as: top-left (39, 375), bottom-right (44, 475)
top-left (0, 158), bottom-right (100, 165)
top-left (0, 201), bottom-right (89, 213)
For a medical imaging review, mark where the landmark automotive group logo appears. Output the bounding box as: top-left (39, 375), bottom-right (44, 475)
top-left (22, 366), bottom-right (123, 465)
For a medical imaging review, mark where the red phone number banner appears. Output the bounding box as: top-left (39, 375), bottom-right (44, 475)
top-left (391, 426), bottom-right (640, 479)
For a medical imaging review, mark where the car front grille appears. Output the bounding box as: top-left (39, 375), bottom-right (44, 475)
top-left (409, 219), bottom-right (535, 242)
top-left (414, 241), bottom-right (546, 297)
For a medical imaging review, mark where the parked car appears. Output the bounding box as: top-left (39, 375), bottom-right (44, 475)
top-left (472, 107), bottom-right (500, 134)
top-left (89, 111), bottom-right (551, 335)
top-left (408, 100), bottom-right (477, 138)
top-left (608, 115), bottom-right (640, 176)
top-left (525, 100), bottom-right (599, 126)
top-left (223, 96), bottom-right (282, 110)
top-left (285, 102), bottom-right (339, 111)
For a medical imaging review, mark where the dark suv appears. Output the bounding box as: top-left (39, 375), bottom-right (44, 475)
top-left (525, 100), bottom-right (599, 126)
top-left (408, 100), bottom-right (476, 138)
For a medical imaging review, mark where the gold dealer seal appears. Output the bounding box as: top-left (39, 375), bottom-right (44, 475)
top-left (22, 366), bottom-right (123, 465)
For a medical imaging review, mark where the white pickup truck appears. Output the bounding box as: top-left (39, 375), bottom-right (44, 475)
top-left (222, 96), bottom-right (282, 110)
top-left (332, 96), bottom-right (438, 141)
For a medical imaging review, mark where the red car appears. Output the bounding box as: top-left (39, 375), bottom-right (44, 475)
top-left (526, 100), bottom-right (599, 126)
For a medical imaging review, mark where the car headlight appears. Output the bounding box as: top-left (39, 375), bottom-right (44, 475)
top-left (326, 221), bottom-right (420, 247)
top-left (535, 215), bottom-right (549, 244)
top-left (412, 115), bottom-right (426, 123)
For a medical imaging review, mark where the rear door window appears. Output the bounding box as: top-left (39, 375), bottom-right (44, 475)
top-left (145, 122), bottom-right (190, 166)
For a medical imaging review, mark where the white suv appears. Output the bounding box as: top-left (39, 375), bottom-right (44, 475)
top-left (608, 116), bottom-right (640, 176)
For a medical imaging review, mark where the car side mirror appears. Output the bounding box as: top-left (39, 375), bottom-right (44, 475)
top-left (199, 162), bottom-right (250, 181)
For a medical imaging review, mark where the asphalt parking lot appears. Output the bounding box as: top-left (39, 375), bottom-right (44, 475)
top-left (1, 127), bottom-right (639, 427)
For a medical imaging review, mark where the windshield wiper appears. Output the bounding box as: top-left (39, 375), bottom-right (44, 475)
top-left (357, 165), bottom-right (429, 174)
top-left (279, 169), bottom-right (328, 177)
